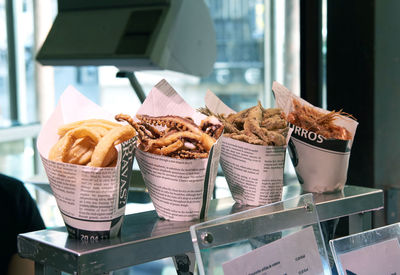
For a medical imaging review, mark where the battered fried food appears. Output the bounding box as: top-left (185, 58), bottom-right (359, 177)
top-left (198, 102), bottom-right (288, 146)
top-left (286, 98), bottom-right (354, 140)
top-left (49, 119), bottom-right (136, 167)
top-left (115, 113), bottom-right (224, 159)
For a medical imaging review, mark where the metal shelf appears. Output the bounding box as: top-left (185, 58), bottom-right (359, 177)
top-left (18, 183), bottom-right (383, 275)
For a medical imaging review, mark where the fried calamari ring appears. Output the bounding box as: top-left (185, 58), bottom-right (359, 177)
top-left (88, 125), bottom-right (136, 167)
top-left (49, 134), bottom-right (74, 162)
top-left (57, 119), bottom-right (121, 136)
top-left (49, 119), bottom-right (136, 167)
top-left (50, 126), bottom-right (102, 162)
top-left (64, 137), bottom-right (95, 165)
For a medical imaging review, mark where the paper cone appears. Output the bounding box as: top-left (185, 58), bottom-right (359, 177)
top-left (220, 137), bottom-right (286, 206)
top-left (37, 86), bottom-right (136, 239)
top-left (134, 79), bottom-right (222, 221)
top-left (272, 81), bottom-right (358, 193)
top-left (204, 90), bottom-right (290, 206)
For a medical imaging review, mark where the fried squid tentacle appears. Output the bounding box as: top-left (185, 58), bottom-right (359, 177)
top-left (148, 131), bottom-right (201, 148)
top-left (136, 114), bottom-right (217, 152)
top-left (149, 139), bottom-right (184, 156)
top-left (136, 115), bottom-right (203, 135)
top-left (115, 113), bottom-right (224, 159)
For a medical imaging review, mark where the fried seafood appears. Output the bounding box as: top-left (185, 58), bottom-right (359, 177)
top-left (115, 114), bottom-right (224, 159)
top-left (286, 98), bottom-right (354, 140)
top-left (198, 102), bottom-right (288, 146)
top-left (49, 119), bottom-right (136, 167)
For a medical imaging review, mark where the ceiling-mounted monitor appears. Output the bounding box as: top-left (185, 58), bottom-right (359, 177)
top-left (37, 0), bottom-right (217, 77)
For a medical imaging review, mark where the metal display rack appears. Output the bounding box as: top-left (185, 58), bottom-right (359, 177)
top-left (18, 184), bottom-right (383, 274)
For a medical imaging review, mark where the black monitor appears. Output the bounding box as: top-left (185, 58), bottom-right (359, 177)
top-left (37, 0), bottom-right (216, 77)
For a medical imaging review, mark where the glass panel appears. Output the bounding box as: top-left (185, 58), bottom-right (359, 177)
top-left (0, 138), bottom-right (34, 178)
top-left (0, 0), bottom-right (9, 125)
top-left (25, 181), bottom-right (64, 228)
top-left (272, 0), bottom-right (300, 95)
top-left (21, 0), bottom-right (37, 123)
top-left (0, 0), bottom-right (39, 179)
top-left (330, 223), bottom-right (400, 275)
top-left (191, 193), bottom-right (331, 275)
top-left (202, 0), bottom-right (264, 111)
top-left (54, 66), bottom-right (100, 105)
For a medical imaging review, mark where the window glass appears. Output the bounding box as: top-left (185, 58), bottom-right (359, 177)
top-left (36, 0), bottom-right (300, 119)
top-left (54, 66), bottom-right (100, 105)
top-left (0, 139), bottom-right (35, 179)
top-left (97, 0), bottom-right (300, 115)
top-left (202, 0), bottom-right (265, 111)
top-left (272, 0), bottom-right (300, 95)
top-left (0, 0), bottom-right (9, 125)
top-left (0, 0), bottom-right (300, 179)
top-left (22, 0), bottom-right (37, 123)
top-left (0, 0), bottom-right (38, 181)
top-left (99, 0), bottom-right (269, 115)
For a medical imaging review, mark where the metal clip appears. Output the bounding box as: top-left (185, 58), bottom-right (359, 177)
top-left (305, 203), bottom-right (314, 212)
top-left (200, 232), bottom-right (214, 245)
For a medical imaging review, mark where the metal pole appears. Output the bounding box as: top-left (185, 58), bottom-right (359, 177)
top-left (5, 0), bottom-right (18, 121)
top-left (33, 0), bottom-right (55, 123)
top-left (116, 71), bottom-right (147, 103)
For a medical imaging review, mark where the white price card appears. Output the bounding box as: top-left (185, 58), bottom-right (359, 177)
top-left (222, 226), bottom-right (324, 275)
top-left (339, 238), bottom-right (400, 275)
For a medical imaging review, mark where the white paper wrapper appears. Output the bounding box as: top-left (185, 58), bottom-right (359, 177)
top-left (272, 81), bottom-right (359, 193)
top-left (135, 79), bottom-right (222, 221)
top-left (205, 90), bottom-right (290, 206)
top-left (37, 86), bottom-right (136, 240)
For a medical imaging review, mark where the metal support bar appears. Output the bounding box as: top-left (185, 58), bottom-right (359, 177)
top-left (0, 123), bottom-right (41, 143)
top-left (173, 253), bottom-right (196, 274)
top-left (35, 263), bottom-right (61, 275)
top-left (33, 136), bottom-right (40, 175)
top-left (116, 71), bottom-right (147, 103)
top-left (348, 212), bottom-right (372, 235)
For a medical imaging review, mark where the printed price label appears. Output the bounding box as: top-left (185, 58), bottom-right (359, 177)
top-left (222, 227), bottom-right (324, 275)
top-left (339, 238), bottom-right (400, 274)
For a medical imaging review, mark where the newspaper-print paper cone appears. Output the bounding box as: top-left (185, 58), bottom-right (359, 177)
top-left (136, 143), bottom-right (221, 221)
top-left (134, 79), bottom-right (222, 221)
top-left (37, 86), bottom-right (136, 240)
top-left (205, 90), bottom-right (290, 206)
top-left (272, 81), bottom-right (358, 193)
top-left (220, 137), bottom-right (286, 206)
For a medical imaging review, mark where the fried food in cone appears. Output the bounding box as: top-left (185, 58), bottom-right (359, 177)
top-left (49, 119), bottom-right (136, 167)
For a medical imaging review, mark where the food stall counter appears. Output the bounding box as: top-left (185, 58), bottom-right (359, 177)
top-left (18, 183), bottom-right (383, 275)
